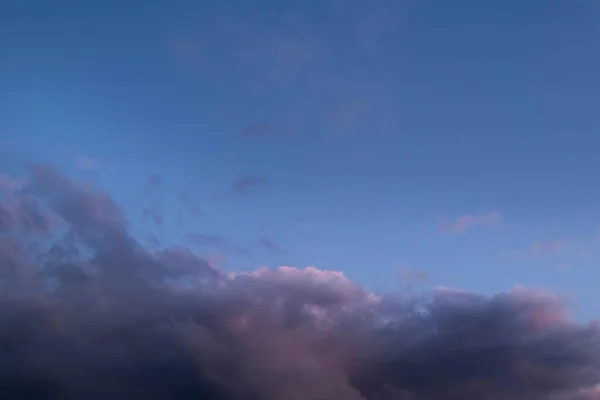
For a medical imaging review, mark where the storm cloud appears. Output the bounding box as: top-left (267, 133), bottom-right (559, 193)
top-left (0, 165), bottom-right (599, 399)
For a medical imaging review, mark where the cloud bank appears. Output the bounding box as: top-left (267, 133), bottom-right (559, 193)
top-left (0, 165), bottom-right (599, 399)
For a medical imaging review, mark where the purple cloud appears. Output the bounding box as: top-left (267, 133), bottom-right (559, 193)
top-left (0, 165), bottom-right (599, 399)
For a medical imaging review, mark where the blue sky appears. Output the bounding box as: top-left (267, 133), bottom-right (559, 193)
top-left (1, 0), bottom-right (600, 320)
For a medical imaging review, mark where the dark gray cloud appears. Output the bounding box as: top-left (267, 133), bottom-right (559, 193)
top-left (0, 164), bottom-right (600, 399)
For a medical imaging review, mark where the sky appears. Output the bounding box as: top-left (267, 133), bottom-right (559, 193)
top-left (1, 0), bottom-right (600, 322)
top-left (3, 1), bottom-right (600, 398)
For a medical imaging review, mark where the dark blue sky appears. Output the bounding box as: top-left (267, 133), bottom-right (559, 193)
top-left (1, 0), bottom-right (599, 320)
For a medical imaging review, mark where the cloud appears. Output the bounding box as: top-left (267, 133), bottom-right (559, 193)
top-left (188, 233), bottom-right (252, 257)
top-left (528, 239), bottom-right (567, 255)
top-left (0, 165), bottom-right (600, 399)
top-left (505, 239), bottom-right (568, 263)
top-left (327, 98), bottom-right (371, 135)
top-left (239, 123), bottom-right (291, 139)
top-left (169, 36), bottom-right (205, 64)
top-left (258, 235), bottom-right (288, 254)
top-left (396, 267), bottom-right (432, 286)
top-left (73, 155), bottom-right (100, 171)
top-left (177, 191), bottom-right (204, 218)
top-left (438, 211), bottom-right (501, 234)
top-left (142, 203), bottom-right (164, 227)
top-left (241, 122), bottom-right (273, 137)
top-left (147, 173), bottom-right (164, 186)
top-left (0, 172), bottom-right (23, 192)
top-left (232, 174), bottom-right (269, 194)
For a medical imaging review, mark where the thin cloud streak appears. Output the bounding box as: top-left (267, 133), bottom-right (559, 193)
top-left (506, 239), bottom-right (568, 262)
top-left (438, 210), bottom-right (501, 234)
top-left (241, 122), bottom-right (272, 137)
top-left (396, 267), bottom-right (432, 286)
top-left (188, 232), bottom-right (252, 257)
top-left (258, 235), bottom-right (288, 254)
top-left (146, 173), bottom-right (164, 186)
top-left (73, 155), bottom-right (100, 171)
top-left (232, 174), bottom-right (269, 194)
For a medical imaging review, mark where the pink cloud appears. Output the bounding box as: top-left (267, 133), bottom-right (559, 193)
top-left (527, 240), bottom-right (566, 256)
top-left (438, 211), bottom-right (501, 234)
top-left (396, 267), bottom-right (432, 285)
top-left (504, 239), bottom-right (568, 263)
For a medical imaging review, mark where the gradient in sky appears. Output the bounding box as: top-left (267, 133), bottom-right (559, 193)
top-left (1, 0), bottom-right (600, 322)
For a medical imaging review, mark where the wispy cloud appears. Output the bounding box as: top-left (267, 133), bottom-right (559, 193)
top-left (396, 267), bottom-right (432, 285)
top-left (177, 191), bottom-right (204, 218)
top-left (232, 174), bottom-right (269, 195)
top-left (297, 219), bottom-right (316, 229)
top-left (523, 240), bottom-right (566, 257)
top-left (241, 123), bottom-right (273, 137)
top-left (240, 122), bottom-right (291, 139)
top-left (169, 9), bottom-right (325, 91)
top-left (146, 173), bottom-right (164, 186)
top-left (74, 155), bottom-right (100, 171)
top-left (142, 203), bottom-right (164, 227)
top-left (0, 172), bottom-right (23, 192)
top-left (188, 233), bottom-right (251, 257)
top-left (438, 211), bottom-right (501, 234)
top-left (327, 98), bottom-right (371, 135)
top-left (169, 36), bottom-right (205, 64)
top-left (502, 226), bottom-right (600, 269)
top-left (259, 236), bottom-right (288, 254)
top-left (503, 238), bottom-right (572, 265)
